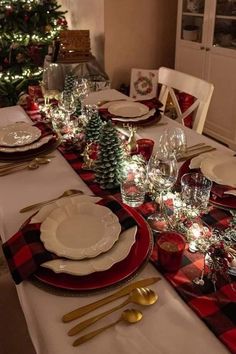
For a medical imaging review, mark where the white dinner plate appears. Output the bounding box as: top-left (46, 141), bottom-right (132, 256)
top-left (0, 122), bottom-right (41, 147)
top-left (31, 195), bottom-right (137, 275)
top-left (189, 150), bottom-right (234, 170)
top-left (200, 156), bottom-right (236, 187)
top-left (112, 108), bottom-right (156, 123)
top-left (42, 226), bottom-right (137, 275)
top-left (40, 202), bottom-right (121, 260)
top-left (108, 101), bottom-right (149, 118)
top-left (0, 134), bottom-right (54, 153)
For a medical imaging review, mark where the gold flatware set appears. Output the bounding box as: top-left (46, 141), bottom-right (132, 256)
top-left (178, 143), bottom-right (216, 162)
top-left (73, 309), bottom-right (143, 347)
top-left (0, 155), bottom-right (55, 176)
top-left (19, 188), bottom-right (84, 213)
top-left (62, 276), bottom-right (161, 346)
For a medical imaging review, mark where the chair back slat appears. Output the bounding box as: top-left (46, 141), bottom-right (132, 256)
top-left (158, 67), bottom-right (214, 134)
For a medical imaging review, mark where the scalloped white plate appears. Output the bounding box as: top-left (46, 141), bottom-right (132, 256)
top-left (108, 101), bottom-right (149, 118)
top-left (112, 108), bottom-right (156, 122)
top-left (200, 156), bottom-right (236, 187)
top-left (42, 226), bottom-right (137, 275)
top-left (0, 134), bottom-right (53, 153)
top-left (40, 202), bottom-right (121, 260)
top-left (0, 122), bottom-right (41, 147)
top-left (31, 195), bottom-right (137, 275)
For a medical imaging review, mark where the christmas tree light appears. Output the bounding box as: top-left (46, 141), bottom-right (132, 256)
top-left (0, 0), bottom-right (67, 106)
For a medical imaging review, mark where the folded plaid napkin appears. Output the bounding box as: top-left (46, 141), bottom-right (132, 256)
top-left (33, 121), bottom-right (55, 139)
top-left (211, 183), bottom-right (235, 198)
top-left (2, 197), bottom-right (137, 284)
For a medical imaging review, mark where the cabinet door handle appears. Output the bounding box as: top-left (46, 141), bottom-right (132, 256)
top-left (200, 46), bottom-right (205, 50)
top-left (206, 47), bottom-right (210, 51)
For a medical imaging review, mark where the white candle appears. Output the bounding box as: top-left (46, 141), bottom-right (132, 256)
top-left (188, 223), bottom-right (202, 253)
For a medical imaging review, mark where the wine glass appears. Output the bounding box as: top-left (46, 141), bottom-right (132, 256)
top-left (159, 127), bottom-right (187, 158)
top-left (58, 91), bottom-right (77, 124)
top-left (147, 150), bottom-right (178, 232)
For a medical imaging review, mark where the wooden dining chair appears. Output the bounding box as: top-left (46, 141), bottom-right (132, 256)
top-left (158, 67), bottom-right (214, 134)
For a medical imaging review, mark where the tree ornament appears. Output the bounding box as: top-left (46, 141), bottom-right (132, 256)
top-left (95, 121), bottom-right (124, 189)
top-left (24, 14), bottom-right (29, 22)
top-left (44, 25), bottom-right (52, 33)
top-left (85, 112), bottom-right (103, 143)
top-left (16, 52), bottom-right (26, 64)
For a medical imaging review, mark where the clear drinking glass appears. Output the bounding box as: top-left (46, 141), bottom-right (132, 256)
top-left (120, 161), bottom-right (147, 207)
top-left (147, 151), bottom-right (178, 232)
top-left (181, 172), bottom-right (212, 216)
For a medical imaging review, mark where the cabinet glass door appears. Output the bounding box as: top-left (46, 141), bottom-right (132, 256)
top-left (214, 0), bottom-right (236, 49)
top-left (181, 0), bottom-right (206, 43)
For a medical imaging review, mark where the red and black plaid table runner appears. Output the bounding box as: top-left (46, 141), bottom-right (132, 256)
top-left (8, 107), bottom-right (235, 353)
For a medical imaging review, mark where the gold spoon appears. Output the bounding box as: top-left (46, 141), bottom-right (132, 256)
top-left (68, 287), bottom-right (157, 336)
top-left (0, 159), bottom-right (51, 176)
top-left (19, 189), bottom-right (84, 213)
top-left (73, 309), bottom-right (143, 347)
top-left (0, 155), bottom-right (55, 170)
top-left (0, 157), bottom-right (51, 173)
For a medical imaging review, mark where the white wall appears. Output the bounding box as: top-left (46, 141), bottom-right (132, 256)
top-left (58, 0), bottom-right (105, 67)
top-left (104, 0), bottom-right (177, 88)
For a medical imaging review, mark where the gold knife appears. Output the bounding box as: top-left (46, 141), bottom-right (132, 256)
top-left (178, 147), bottom-right (216, 162)
top-left (62, 276), bottom-right (161, 323)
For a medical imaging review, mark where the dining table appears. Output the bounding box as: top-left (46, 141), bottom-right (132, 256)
top-left (0, 89), bottom-right (234, 354)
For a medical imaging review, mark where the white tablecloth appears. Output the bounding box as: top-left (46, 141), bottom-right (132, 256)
top-left (0, 91), bottom-right (232, 354)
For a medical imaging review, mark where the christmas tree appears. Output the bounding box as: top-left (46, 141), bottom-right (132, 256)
top-left (85, 111), bottom-right (103, 143)
top-left (0, 0), bottom-right (67, 106)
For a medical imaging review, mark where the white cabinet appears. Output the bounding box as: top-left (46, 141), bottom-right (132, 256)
top-left (175, 0), bottom-right (236, 150)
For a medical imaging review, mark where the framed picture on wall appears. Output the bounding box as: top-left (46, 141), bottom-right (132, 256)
top-left (130, 68), bottom-right (158, 100)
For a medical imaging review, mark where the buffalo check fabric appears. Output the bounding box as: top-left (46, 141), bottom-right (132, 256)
top-left (22, 108), bottom-right (236, 353)
top-left (150, 207), bottom-right (236, 354)
top-left (2, 198), bottom-right (137, 285)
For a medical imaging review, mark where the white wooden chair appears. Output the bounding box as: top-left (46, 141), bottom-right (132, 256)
top-left (158, 67), bottom-right (214, 134)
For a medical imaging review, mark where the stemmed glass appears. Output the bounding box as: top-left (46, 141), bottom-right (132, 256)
top-left (147, 150), bottom-right (178, 232)
top-left (58, 91), bottom-right (77, 124)
top-left (159, 127), bottom-right (187, 158)
top-left (74, 78), bottom-right (90, 119)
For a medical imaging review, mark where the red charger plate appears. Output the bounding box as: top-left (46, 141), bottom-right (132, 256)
top-left (178, 160), bottom-right (236, 210)
top-left (33, 203), bottom-right (153, 292)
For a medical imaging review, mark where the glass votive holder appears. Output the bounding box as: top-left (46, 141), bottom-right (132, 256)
top-left (136, 139), bottom-right (155, 161)
top-left (120, 165), bottom-right (147, 208)
top-left (181, 172), bottom-right (212, 214)
top-left (157, 231), bottom-right (186, 272)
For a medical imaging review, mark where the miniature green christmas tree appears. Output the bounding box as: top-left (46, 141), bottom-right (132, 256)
top-left (95, 121), bottom-right (124, 189)
top-left (85, 112), bottom-right (103, 143)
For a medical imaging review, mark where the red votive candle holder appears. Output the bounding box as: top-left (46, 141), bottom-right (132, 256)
top-left (157, 231), bottom-right (186, 273)
top-left (136, 139), bottom-right (154, 161)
